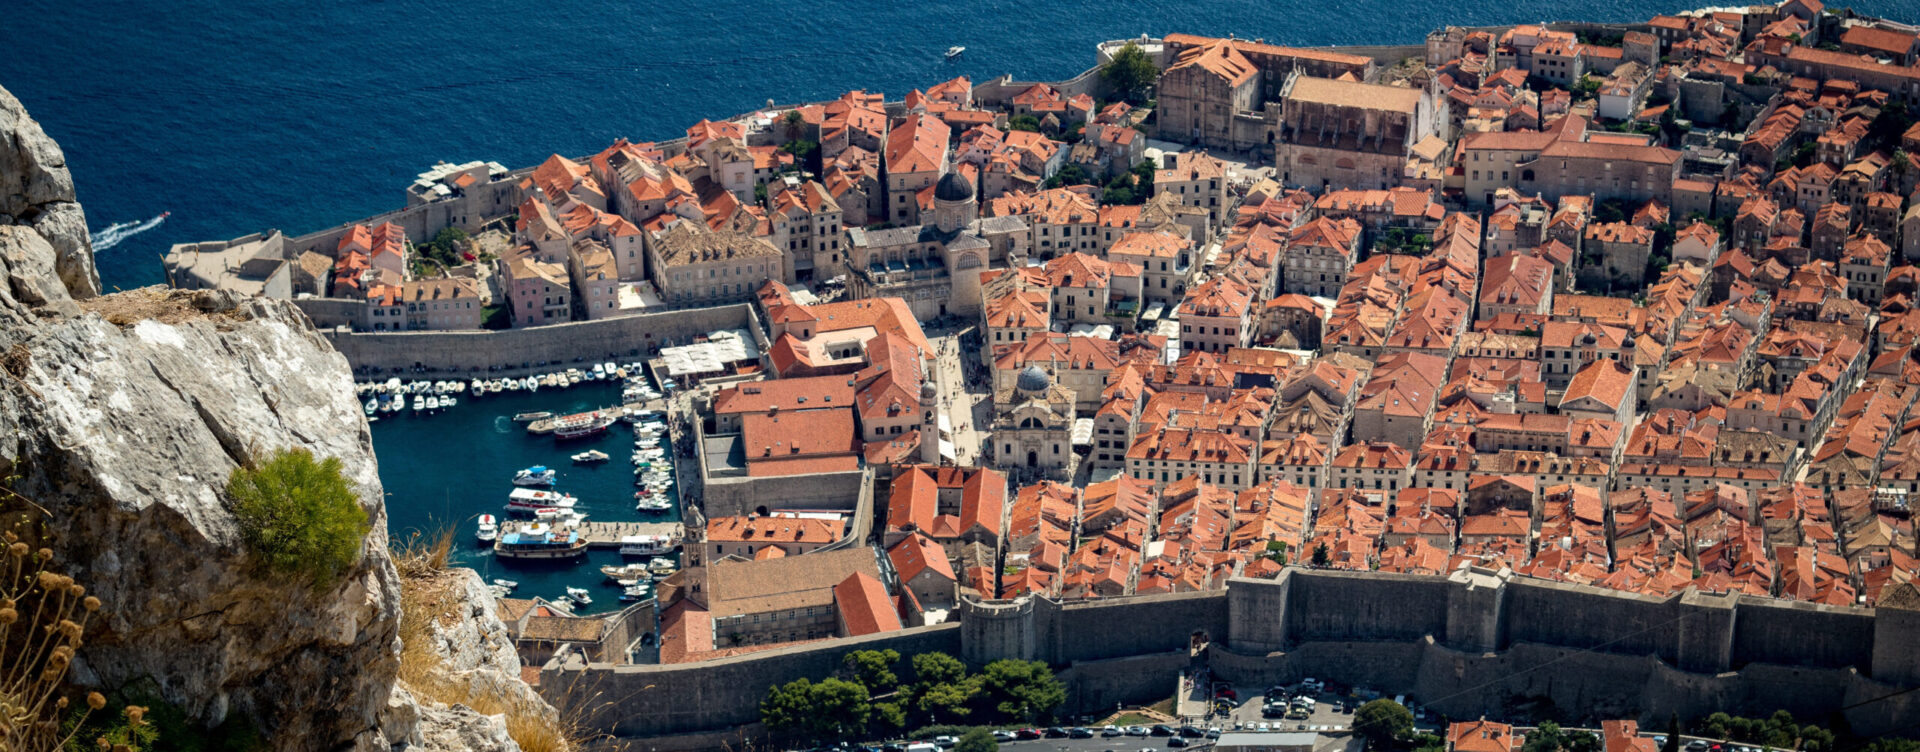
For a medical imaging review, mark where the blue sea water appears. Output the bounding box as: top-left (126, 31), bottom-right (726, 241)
top-left (368, 379), bottom-right (681, 614)
top-left (8, 0), bottom-right (1907, 294)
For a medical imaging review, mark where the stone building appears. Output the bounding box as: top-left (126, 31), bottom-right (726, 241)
top-left (847, 171), bottom-right (1029, 319)
top-left (1156, 40), bottom-right (1261, 150)
top-left (502, 253), bottom-right (572, 328)
top-left (992, 365), bottom-right (1078, 479)
top-left (647, 221), bottom-right (783, 307)
top-left (1275, 73), bottom-right (1438, 191)
top-left (568, 239), bottom-right (620, 320)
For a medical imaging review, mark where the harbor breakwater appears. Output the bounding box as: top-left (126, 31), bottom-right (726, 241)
top-left (542, 568), bottom-right (1920, 751)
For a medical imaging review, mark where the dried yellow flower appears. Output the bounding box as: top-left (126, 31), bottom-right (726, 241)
top-left (36, 548), bottom-right (51, 562)
top-left (87, 692), bottom-right (105, 710)
top-left (7, 543), bottom-right (25, 558)
top-left (126, 706), bottom-right (145, 724)
top-left (0, 608), bottom-right (19, 625)
top-left (83, 596), bottom-right (100, 612)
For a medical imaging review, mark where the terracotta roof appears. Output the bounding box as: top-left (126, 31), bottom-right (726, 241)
top-left (833, 572), bottom-right (903, 636)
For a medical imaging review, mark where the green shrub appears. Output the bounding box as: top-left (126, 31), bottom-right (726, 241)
top-left (227, 448), bottom-right (369, 588)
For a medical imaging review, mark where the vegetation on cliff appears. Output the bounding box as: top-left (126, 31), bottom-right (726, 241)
top-left (226, 448), bottom-right (369, 588)
top-left (393, 528), bottom-right (576, 752)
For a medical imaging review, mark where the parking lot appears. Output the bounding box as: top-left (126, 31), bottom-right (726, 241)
top-left (1171, 678), bottom-right (1443, 737)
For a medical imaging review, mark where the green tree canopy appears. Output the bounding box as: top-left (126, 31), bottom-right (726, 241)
top-left (760, 677), bottom-right (873, 743)
top-left (910, 652), bottom-right (976, 725)
top-left (843, 649), bottom-right (902, 695)
top-left (1101, 42), bottom-right (1160, 104)
top-left (227, 448), bottom-right (370, 588)
top-left (976, 659), bottom-right (1066, 723)
top-left (956, 728), bottom-right (999, 752)
top-left (1354, 699), bottom-right (1413, 751)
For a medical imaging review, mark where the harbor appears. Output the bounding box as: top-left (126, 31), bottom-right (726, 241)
top-left (366, 363), bottom-right (690, 617)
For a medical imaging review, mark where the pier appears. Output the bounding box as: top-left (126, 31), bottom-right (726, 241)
top-left (573, 521), bottom-right (686, 549)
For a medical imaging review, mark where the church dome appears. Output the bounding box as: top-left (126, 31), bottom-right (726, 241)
top-left (934, 170), bottom-right (975, 202)
top-left (1017, 365), bottom-right (1051, 393)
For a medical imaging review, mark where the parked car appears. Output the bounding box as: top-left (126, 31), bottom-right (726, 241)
top-left (1179, 726), bottom-right (1205, 738)
top-left (1206, 728), bottom-right (1223, 739)
top-left (991, 731), bottom-right (1016, 743)
top-left (1045, 727), bottom-right (1068, 738)
top-left (1151, 725), bottom-right (1175, 736)
top-left (1016, 729), bottom-right (1042, 740)
top-left (933, 736), bottom-right (958, 749)
top-left (1069, 728), bottom-right (1094, 739)
top-left (1127, 726), bottom-right (1150, 737)
top-left (1102, 726), bottom-right (1123, 737)
top-left (1168, 737), bottom-right (1190, 748)
top-left (1214, 687), bottom-right (1238, 701)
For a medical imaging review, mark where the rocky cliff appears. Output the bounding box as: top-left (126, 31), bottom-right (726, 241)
top-left (0, 85), bottom-right (541, 751)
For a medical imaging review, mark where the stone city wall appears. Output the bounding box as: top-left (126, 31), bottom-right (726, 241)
top-left (319, 302), bottom-right (759, 376)
top-left (539, 564), bottom-right (1920, 751)
top-left (541, 623), bottom-right (963, 743)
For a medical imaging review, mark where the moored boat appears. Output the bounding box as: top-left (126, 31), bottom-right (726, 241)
top-left (571, 449), bottom-right (610, 463)
top-left (506, 487), bottom-right (578, 513)
top-left (511, 466), bottom-right (556, 487)
top-left (552, 411), bottom-right (615, 440)
top-left (476, 514), bottom-right (499, 543)
top-left (618, 534), bottom-right (678, 557)
top-left (513, 411), bottom-right (552, 422)
top-left (493, 523), bottom-right (586, 560)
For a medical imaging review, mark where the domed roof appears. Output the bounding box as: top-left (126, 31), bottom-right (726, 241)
top-left (1017, 365), bottom-right (1051, 393)
top-left (934, 170), bottom-right (975, 202)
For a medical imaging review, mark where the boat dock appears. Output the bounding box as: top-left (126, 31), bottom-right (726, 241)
top-left (574, 521), bottom-right (686, 549)
top-left (526, 397), bottom-right (672, 434)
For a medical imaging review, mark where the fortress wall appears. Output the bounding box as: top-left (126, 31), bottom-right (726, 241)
top-left (1040, 590), bottom-right (1229, 664)
top-left (1502, 578), bottom-right (1676, 662)
top-left (321, 303), bottom-right (756, 376)
top-left (1730, 596), bottom-right (1875, 670)
top-left (1281, 570), bottom-right (1451, 645)
top-left (702, 469), bottom-right (867, 517)
top-left (542, 623), bottom-right (962, 739)
top-left (1057, 652), bottom-right (1191, 716)
top-left (550, 569), bottom-right (1920, 749)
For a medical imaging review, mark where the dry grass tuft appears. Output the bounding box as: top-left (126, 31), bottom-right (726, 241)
top-left (392, 526), bottom-right (455, 580)
top-left (393, 540), bottom-right (585, 752)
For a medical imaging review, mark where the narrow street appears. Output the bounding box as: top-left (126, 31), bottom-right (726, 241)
top-left (926, 323), bottom-right (991, 466)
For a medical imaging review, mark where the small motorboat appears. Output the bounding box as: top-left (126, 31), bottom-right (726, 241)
top-left (492, 578), bottom-right (519, 590)
top-left (512, 466), bottom-right (557, 487)
top-left (506, 488), bottom-right (578, 513)
top-left (946, 45), bottom-right (966, 59)
top-left (513, 411), bottom-right (553, 423)
top-left (411, 395), bottom-right (426, 412)
top-left (572, 450), bottom-right (610, 463)
top-left (566, 586), bottom-right (593, 605)
top-left (637, 497), bottom-right (672, 512)
top-left (620, 583), bottom-right (652, 602)
top-left (364, 398), bottom-right (378, 416)
top-left (601, 563), bottom-right (650, 581)
top-left (647, 557), bottom-right (678, 575)
top-left (476, 514), bottom-right (499, 543)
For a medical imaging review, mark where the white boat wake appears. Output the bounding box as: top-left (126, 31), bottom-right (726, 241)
top-left (91, 212), bottom-right (169, 251)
